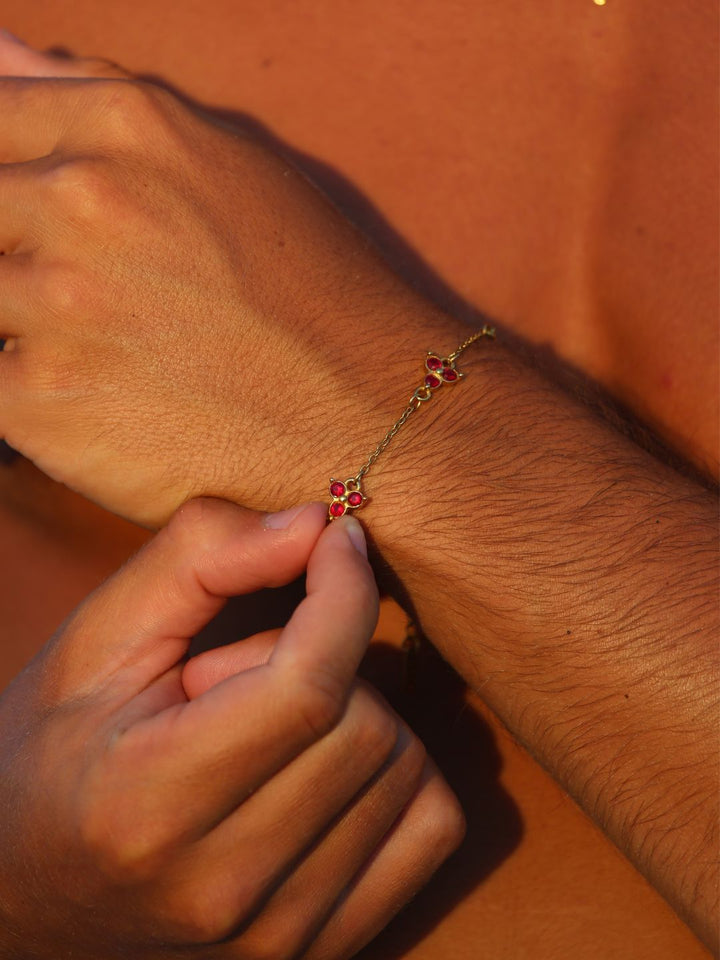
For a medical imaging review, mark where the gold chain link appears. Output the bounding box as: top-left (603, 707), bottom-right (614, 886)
top-left (356, 399), bottom-right (420, 481)
top-left (447, 327), bottom-right (495, 362)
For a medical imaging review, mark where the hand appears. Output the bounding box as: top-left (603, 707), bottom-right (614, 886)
top-left (0, 36), bottom-right (447, 526)
top-left (0, 498), bottom-right (464, 960)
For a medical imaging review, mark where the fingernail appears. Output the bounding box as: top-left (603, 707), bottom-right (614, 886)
top-left (0, 29), bottom-right (27, 46)
top-left (343, 516), bottom-right (368, 557)
top-left (263, 502), bottom-right (309, 530)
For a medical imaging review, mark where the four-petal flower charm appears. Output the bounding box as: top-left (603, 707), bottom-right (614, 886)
top-left (423, 352), bottom-right (463, 390)
top-left (328, 478), bottom-right (367, 520)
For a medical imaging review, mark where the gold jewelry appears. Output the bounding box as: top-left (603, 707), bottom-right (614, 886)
top-left (328, 325), bottom-right (495, 519)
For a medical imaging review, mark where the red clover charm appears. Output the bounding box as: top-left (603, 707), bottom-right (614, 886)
top-left (328, 478), bottom-right (367, 520)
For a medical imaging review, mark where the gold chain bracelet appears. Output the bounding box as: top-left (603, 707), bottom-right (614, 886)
top-left (327, 325), bottom-right (495, 519)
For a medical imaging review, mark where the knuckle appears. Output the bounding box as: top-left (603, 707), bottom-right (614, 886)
top-left (79, 56), bottom-right (128, 80)
top-left (397, 721), bottom-right (428, 781)
top-left (36, 260), bottom-right (93, 319)
top-left (78, 802), bottom-right (169, 886)
top-left (93, 79), bottom-right (175, 149)
top-left (162, 870), bottom-right (270, 946)
top-left (167, 496), bottom-right (209, 536)
top-left (397, 727), bottom-right (429, 787)
top-left (166, 497), bottom-right (232, 556)
top-left (237, 924), bottom-right (308, 960)
top-left (162, 888), bottom-right (241, 946)
top-left (346, 685), bottom-right (399, 768)
top-left (25, 352), bottom-right (84, 405)
top-left (357, 710), bottom-right (398, 770)
top-left (292, 669), bottom-right (347, 742)
top-left (433, 793), bottom-right (467, 857)
top-left (420, 782), bottom-right (467, 860)
top-left (43, 156), bottom-right (119, 226)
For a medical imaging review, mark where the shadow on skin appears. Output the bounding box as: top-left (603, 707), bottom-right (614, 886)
top-left (44, 46), bottom-right (490, 328)
top-left (357, 636), bottom-right (523, 955)
top-left (188, 575), bottom-right (307, 654)
top-left (178, 99), bottom-right (492, 330)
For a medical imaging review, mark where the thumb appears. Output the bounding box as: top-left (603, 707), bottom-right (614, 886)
top-left (0, 31), bottom-right (70, 77)
top-left (0, 30), bottom-right (129, 78)
top-left (46, 498), bottom-right (327, 704)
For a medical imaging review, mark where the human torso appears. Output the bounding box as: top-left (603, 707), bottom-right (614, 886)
top-left (1, 2), bottom-right (716, 956)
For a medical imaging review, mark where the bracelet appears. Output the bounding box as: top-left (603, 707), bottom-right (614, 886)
top-left (327, 325), bottom-right (495, 520)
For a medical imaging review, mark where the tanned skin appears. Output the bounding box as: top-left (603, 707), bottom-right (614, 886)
top-left (0, 2), bottom-right (716, 956)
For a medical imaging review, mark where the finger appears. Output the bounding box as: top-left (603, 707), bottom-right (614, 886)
top-left (271, 514), bottom-right (379, 698)
top-left (66, 56), bottom-right (131, 80)
top-left (140, 515), bottom-right (378, 793)
top-left (305, 758), bottom-right (466, 960)
top-left (0, 157), bottom-right (56, 253)
top-left (0, 31), bottom-right (129, 80)
top-left (0, 165), bottom-right (31, 253)
top-left (0, 252), bottom-right (37, 334)
top-left (49, 498), bottom-right (327, 701)
top-left (228, 722), bottom-right (427, 959)
top-left (0, 30), bottom-right (55, 77)
top-left (0, 76), bottom-right (118, 163)
top-left (181, 628), bottom-right (281, 699)
top-left (103, 515), bottom-right (378, 836)
top-left (0, 318), bottom-right (28, 438)
top-left (152, 698), bottom-right (420, 948)
top-left (0, 77), bottom-right (66, 161)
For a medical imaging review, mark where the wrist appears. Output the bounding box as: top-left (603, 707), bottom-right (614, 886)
top-left (295, 301), bottom-right (505, 611)
top-left (203, 263), bottom-right (475, 517)
top-left (309, 303), bottom-right (482, 533)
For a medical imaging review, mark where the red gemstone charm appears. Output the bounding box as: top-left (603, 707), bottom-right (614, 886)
top-left (329, 477), bottom-right (367, 520)
top-left (427, 350), bottom-right (463, 386)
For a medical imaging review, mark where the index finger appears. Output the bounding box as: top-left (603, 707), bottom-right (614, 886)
top-left (0, 77), bottom-right (76, 161)
top-left (0, 75), bottom-right (141, 163)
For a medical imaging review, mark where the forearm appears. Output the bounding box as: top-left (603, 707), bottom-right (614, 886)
top-left (233, 271), bottom-right (718, 945)
top-left (330, 325), bottom-right (719, 947)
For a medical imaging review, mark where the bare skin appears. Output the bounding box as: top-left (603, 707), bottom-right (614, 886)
top-left (3, 0), bottom-right (716, 473)
top-left (0, 497), bottom-right (466, 960)
top-left (0, 3), bottom-right (713, 957)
